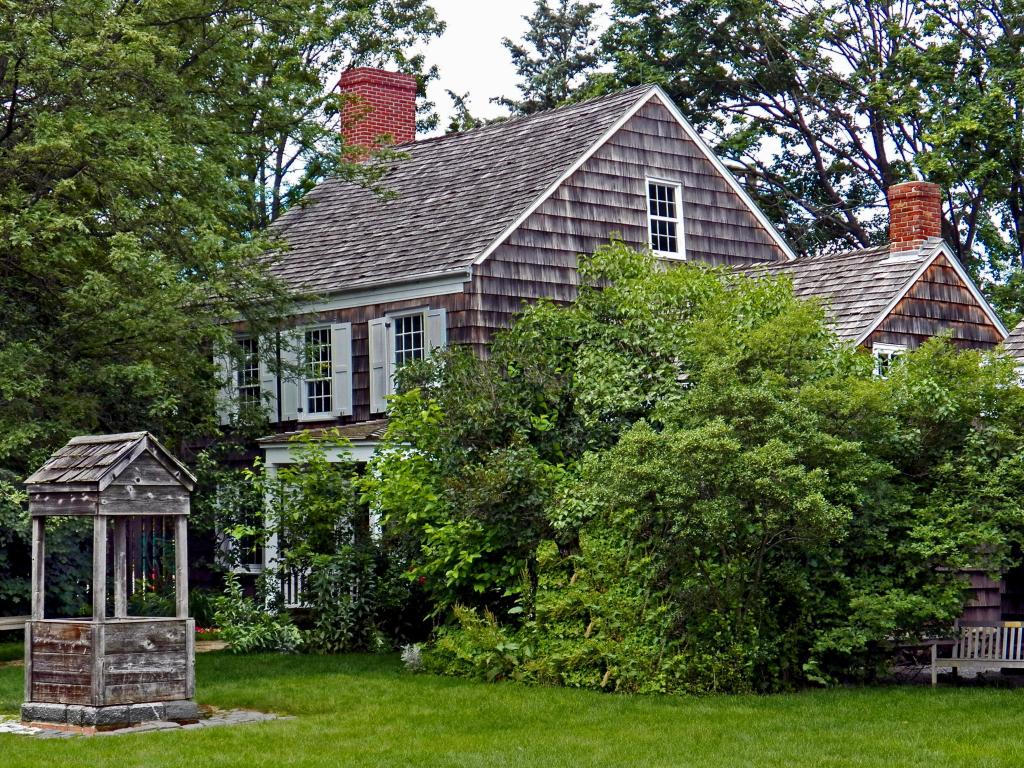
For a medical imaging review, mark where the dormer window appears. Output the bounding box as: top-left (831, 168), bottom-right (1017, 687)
top-left (647, 179), bottom-right (684, 258)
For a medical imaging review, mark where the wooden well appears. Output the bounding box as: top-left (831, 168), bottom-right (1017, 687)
top-left (21, 432), bottom-right (199, 729)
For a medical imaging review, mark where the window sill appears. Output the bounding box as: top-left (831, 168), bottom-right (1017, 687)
top-left (231, 565), bottom-right (264, 575)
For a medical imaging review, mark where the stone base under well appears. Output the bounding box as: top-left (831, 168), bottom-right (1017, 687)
top-left (22, 700), bottom-right (200, 730)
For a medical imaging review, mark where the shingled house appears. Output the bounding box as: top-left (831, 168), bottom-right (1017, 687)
top-left (216, 68), bottom-right (1007, 591)
top-left (747, 181), bottom-right (1007, 375)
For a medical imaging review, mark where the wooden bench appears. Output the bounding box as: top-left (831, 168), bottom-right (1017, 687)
top-left (930, 621), bottom-right (1024, 685)
top-left (0, 616), bottom-right (29, 632)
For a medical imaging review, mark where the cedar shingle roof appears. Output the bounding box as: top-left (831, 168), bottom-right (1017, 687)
top-left (1003, 320), bottom-right (1024, 362)
top-left (25, 432), bottom-right (196, 490)
top-left (264, 86), bottom-right (653, 296)
top-left (745, 240), bottom-right (939, 342)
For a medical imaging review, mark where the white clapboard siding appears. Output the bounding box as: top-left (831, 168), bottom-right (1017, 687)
top-left (369, 317), bottom-right (388, 414)
top-left (331, 322), bottom-right (353, 417)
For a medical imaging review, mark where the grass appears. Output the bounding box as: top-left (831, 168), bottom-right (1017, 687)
top-left (2, 648), bottom-right (1024, 767)
top-left (0, 641), bottom-right (22, 663)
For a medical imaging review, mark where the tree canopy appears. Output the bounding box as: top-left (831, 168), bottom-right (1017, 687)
top-left (0, 0), bottom-right (441, 482)
top-left (495, 0), bottom-right (601, 115)
top-left (368, 242), bottom-right (1024, 691)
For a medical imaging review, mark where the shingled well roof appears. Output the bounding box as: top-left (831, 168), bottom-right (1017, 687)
top-left (743, 240), bottom-right (940, 342)
top-left (25, 432), bottom-right (196, 490)
top-left (264, 86), bottom-right (653, 296)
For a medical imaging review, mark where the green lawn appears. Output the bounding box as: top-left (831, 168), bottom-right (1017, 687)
top-left (2, 647), bottom-right (1024, 767)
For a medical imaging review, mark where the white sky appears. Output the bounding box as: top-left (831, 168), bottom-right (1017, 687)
top-left (418, 0), bottom-right (612, 134)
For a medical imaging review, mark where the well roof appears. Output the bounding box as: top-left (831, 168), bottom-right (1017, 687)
top-left (25, 432), bottom-right (196, 491)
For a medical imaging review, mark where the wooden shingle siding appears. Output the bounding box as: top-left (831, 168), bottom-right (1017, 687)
top-left (866, 255), bottom-right (1003, 350)
top-left (469, 98), bottom-right (787, 343)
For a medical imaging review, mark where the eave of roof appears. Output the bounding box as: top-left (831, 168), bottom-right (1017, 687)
top-left (257, 419), bottom-right (389, 445)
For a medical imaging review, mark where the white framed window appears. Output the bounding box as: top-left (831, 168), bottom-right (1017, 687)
top-left (647, 178), bottom-right (684, 258)
top-left (280, 322), bottom-right (352, 422)
top-left (216, 335), bottom-right (277, 425)
top-left (393, 312), bottom-right (426, 368)
top-left (236, 336), bottom-right (261, 406)
top-left (873, 342), bottom-right (907, 378)
top-left (369, 308), bottom-right (446, 414)
top-left (302, 326), bottom-right (333, 417)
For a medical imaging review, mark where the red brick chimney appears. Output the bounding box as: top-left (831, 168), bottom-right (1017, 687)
top-left (338, 67), bottom-right (417, 150)
top-left (887, 181), bottom-right (943, 252)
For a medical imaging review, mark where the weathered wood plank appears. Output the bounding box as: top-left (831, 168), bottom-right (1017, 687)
top-left (92, 515), bottom-right (107, 622)
top-left (31, 682), bottom-right (92, 705)
top-left (113, 517), bottom-right (127, 618)
top-left (108, 454), bottom-right (182, 486)
top-left (103, 621), bottom-right (186, 654)
top-left (24, 622), bottom-right (32, 702)
top-left (31, 518), bottom-right (44, 620)
top-left (31, 670), bottom-right (93, 686)
top-left (185, 618), bottom-right (195, 699)
top-left (28, 492), bottom-right (99, 516)
top-left (103, 681), bottom-right (188, 705)
top-left (32, 653), bottom-right (92, 675)
top-left (91, 622), bottom-right (104, 705)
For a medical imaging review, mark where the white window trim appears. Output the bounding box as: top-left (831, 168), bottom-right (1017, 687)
top-left (872, 342), bottom-right (907, 377)
top-left (388, 308), bottom-right (428, 370)
top-left (299, 324), bottom-right (334, 421)
top-left (646, 177), bottom-right (686, 260)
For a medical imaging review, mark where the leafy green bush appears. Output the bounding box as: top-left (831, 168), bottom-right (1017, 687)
top-left (305, 551), bottom-right (382, 653)
top-left (213, 574), bottom-right (301, 654)
top-left (372, 241), bottom-right (1024, 693)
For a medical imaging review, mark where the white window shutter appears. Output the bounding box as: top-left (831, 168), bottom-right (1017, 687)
top-left (426, 308), bottom-right (447, 355)
top-left (280, 332), bottom-right (302, 421)
top-left (215, 353), bottom-right (234, 425)
top-left (369, 317), bottom-right (388, 414)
top-left (331, 322), bottom-right (352, 417)
top-left (259, 351), bottom-right (279, 423)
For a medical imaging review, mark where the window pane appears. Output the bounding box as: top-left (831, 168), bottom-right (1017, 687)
top-left (647, 182), bottom-right (681, 255)
top-left (237, 337), bottom-right (261, 405)
top-left (304, 328), bottom-right (332, 414)
top-left (394, 314), bottom-right (425, 368)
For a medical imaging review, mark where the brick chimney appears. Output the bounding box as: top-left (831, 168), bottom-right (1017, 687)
top-left (887, 181), bottom-right (943, 252)
top-left (338, 67), bottom-right (417, 150)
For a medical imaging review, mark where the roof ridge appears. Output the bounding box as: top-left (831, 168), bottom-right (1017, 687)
top-left (402, 84), bottom-right (654, 148)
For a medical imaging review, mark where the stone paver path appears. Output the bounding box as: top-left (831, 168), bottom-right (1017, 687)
top-left (1, 709), bottom-right (289, 738)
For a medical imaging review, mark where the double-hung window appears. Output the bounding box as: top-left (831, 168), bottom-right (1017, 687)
top-left (368, 308), bottom-right (446, 414)
top-left (872, 342), bottom-right (906, 378)
top-left (647, 179), bottom-right (684, 258)
top-left (278, 322), bottom-right (351, 422)
top-left (236, 337), bottom-right (261, 406)
top-left (393, 313), bottom-right (426, 368)
top-left (303, 327), bottom-right (333, 417)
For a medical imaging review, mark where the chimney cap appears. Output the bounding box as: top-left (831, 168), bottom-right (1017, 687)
top-left (338, 67), bottom-right (418, 93)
